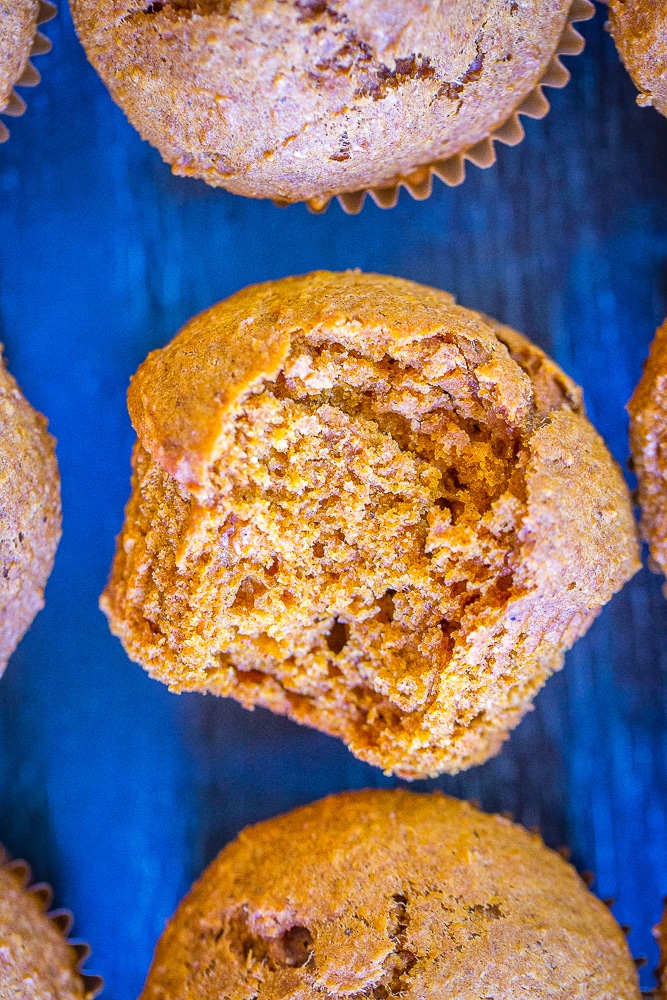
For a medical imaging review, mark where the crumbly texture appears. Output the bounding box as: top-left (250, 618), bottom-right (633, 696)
top-left (71, 0), bottom-right (573, 205)
top-left (0, 856), bottom-right (86, 1000)
top-left (102, 272), bottom-right (639, 779)
top-left (139, 789), bottom-right (641, 1000)
top-left (0, 347), bottom-right (61, 675)
top-left (609, 0), bottom-right (667, 117)
top-left (0, 0), bottom-right (39, 112)
top-left (628, 319), bottom-right (667, 581)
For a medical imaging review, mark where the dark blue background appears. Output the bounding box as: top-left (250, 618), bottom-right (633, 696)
top-left (1, 3), bottom-right (666, 995)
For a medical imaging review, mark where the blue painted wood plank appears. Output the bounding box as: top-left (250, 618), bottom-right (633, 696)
top-left (0, 4), bottom-right (666, 996)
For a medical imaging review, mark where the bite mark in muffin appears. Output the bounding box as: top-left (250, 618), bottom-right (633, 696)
top-left (101, 272), bottom-right (639, 778)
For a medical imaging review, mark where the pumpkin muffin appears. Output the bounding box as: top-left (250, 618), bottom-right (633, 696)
top-left (628, 319), bottom-right (667, 583)
top-left (139, 789), bottom-right (641, 1000)
top-left (0, 1), bottom-right (55, 142)
top-left (70, 0), bottom-right (593, 211)
top-left (101, 271), bottom-right (639, 779)
top-left (655, 902), bottom-right (667, 998)
top-left (0, 346), bottom-right (61, 676)
top-left (0, 845), bottom-right (102, 999)
top-left (608, 0), bottom-right (667, 117)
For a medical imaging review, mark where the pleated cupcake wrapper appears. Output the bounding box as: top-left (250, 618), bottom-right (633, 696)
top-left (0, 1), bottom-right (56, 144)
top-left (302, 0), bottom-right (595, 215)
top-left (1, 845), bottom-right (103, 998)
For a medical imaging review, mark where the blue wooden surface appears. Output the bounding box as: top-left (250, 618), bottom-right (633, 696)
top-left (1, 3), bottom-right (666, 996)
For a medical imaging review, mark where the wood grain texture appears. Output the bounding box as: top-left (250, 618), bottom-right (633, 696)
top-left (0, 2), bottom-right (665, 996)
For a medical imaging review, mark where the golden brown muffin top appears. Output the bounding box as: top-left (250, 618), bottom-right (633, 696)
top-left (0, 853), bottom-right (90, 1000)
top-left (609, 0), bottom-right (667, 117)
top-left (104, 271), bottom-right (639, 779)
top-left (128, 271), bottom-right (584, 489)
top-left (0, 347), bottom-right (61, 675)
top-left (628, 319), bottom-right (667, 579)
top-left (71, 0), bottom-right (576, 203)
top-left (140, 789), bottom-right (641, 1000)
top-left (0, 1), bottom-right (39, 112)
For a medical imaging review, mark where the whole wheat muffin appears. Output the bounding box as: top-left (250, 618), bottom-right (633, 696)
top-left (101, 272), bottom-right (639, 779)
top-left (628, 319), bottom-right (667, 583)
top-left (70, 0), bottom-right (591, 209)
top-left (0, 347), bottom-right (61, 676)
top-left (0, 845), bottom-right (102, 999)
top-left (0, 1), bottom-right (41, 115)
top-left (139, 789), bottom-right (641, 1000)
top-left (0, 0), bottom-right (54, 135)
top-left (608, 0), bottom-right (667, 117)
top-left (655, 903), bottom-right (667, 998)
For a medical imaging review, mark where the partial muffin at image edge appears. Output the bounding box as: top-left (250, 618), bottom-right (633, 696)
top-left (628, 318), bottom-right (667, 584)
top-left (0, 0), bottom-right (56, 143)
top-left (655, 902), bottom-right (667, 998)
top-left (0, 345), bottom-right (61, 676)
top-left (0, 844), bottom-right (102, 999)
top-left (101, 271), bottom-right (640, 780)
top-left (70, 0), bottom-right (594, 213)
top-left (139, 789), bottom-right (641, 1000)
top-left (608, 0), bottom-right (667, 118)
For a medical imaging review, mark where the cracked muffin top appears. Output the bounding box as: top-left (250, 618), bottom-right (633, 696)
top-left (0, 0), bottom-right (40, 112)
top-left (139, 789), bottom-right (641, 1000)
top-left (0, 347), bottom-right (61, 676)
top-left (101, 272), bottom-right (639, 779)
top-left (609, 0), bottom-right (667, 117)
top-left (71, 0), bottom-right (577, 206)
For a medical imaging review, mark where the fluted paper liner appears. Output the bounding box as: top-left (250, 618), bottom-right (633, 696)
top-left (303, 0), bottom-right (595, 215)
top-left (0, 1), bottom-right (56, 144)
top-left (0, 844), bottom-right (103, 997)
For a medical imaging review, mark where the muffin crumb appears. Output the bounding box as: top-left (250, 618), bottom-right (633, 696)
top-left (102, 272), bottom-right (639, 778)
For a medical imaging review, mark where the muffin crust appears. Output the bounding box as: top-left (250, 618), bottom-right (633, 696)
top-left (0, 348), bottom-right (61, 675)
top-left (0, 848), bottom-right (100, 1000)
top-left (0, 0), bottom-right (40, 112)
top-left (139, 789), bottom-right (641, 1000)
top-left (628, 319), bottom-right (667, 581)
top-left (655, 902), bottom-right (667, 999)
top-left (71, 0), bottom-right (581, 206)
top-left (102, 272), bottom-right (639, 779)
top-left (609, 0), bottom-right (667, 117)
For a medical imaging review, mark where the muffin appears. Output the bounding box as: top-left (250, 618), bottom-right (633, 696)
top-left (608, 0), bottom-right (667, 117)
top-left (628, 319), bottom-right (667, 583)
top-left (0, 346), bottom-right (61, 676)
top-left (139, 789), bottom-right (641, 1000)
top-left (0, 1), bottom-right (56, 142)
top-left (70, 0), bottom-right (594, 212)
top-left (655, 902), bottom-right (667, 998)
top-left (101, 271), bottom-right (639, 779)
top-left (0, 844), bottom-right (102, 999)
